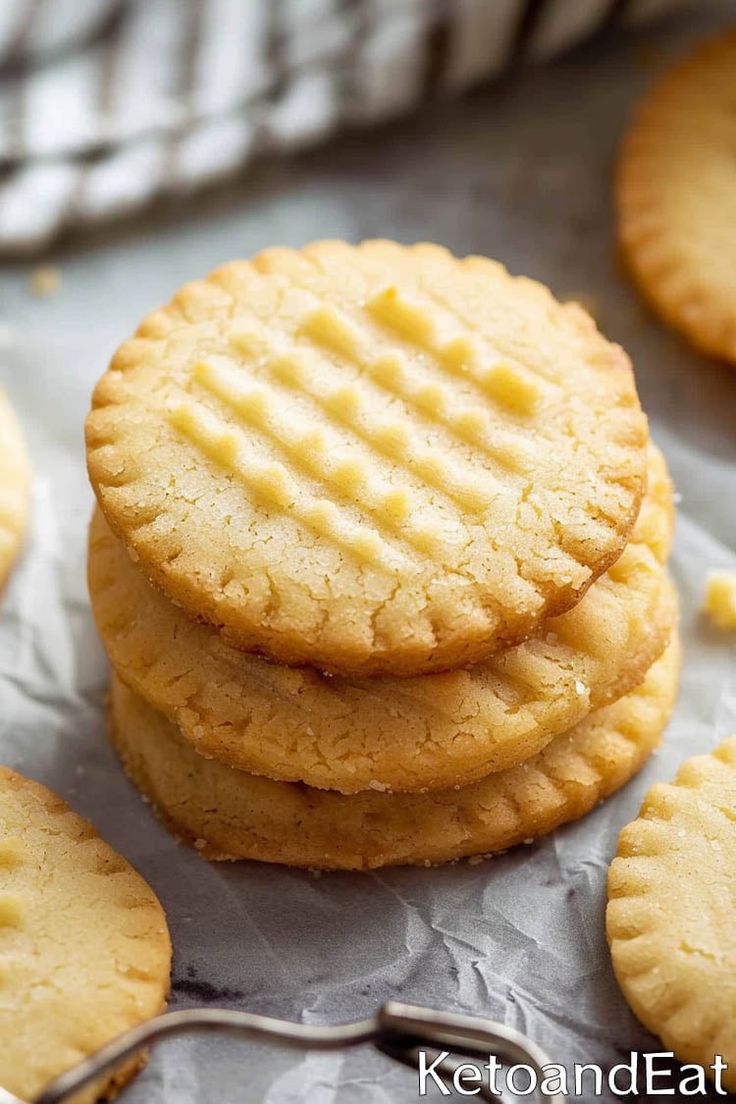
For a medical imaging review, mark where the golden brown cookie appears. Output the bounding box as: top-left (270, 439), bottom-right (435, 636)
top-left (618, 29), bottom-right (736, 363)
top-left (0, 388), bottom-right (30, 592)
top-left (89, 445), bottom-right (676, 794)
top-left (87, 240), bottom-right (648, 676)
top-left (608, 736), bottom-right (736, 1094)
top-left (0, 768), bottom-right (171, 1103)
top-left (109, 638), bottom-right (680, 870)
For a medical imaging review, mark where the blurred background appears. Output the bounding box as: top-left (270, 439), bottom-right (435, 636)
top-left (0, 0), bottom-right (694, 253)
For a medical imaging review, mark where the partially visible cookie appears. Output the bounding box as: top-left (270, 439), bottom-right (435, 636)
top-left (89, 445), bottom-right (676, 794)
top-left (109, 638), bottom-right (680, 870)
top-left (618, 29), bottom-right (736, 363)
top-left (608, 737), bottom-right (736, 1093)
top-left (0, 388), bottom-right (30, 592)
top-left (0, 768), bottom-right (171, 1104)
top-left (87, 240), bottom-right (647, 676)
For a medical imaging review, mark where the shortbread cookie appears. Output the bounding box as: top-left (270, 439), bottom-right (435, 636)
top-left (608, 736), bottom-right (736, 1093)
top-left (618, 30), bottom-right (736, 363)
top-left (110, 638), bottom-right (680, 870)
top-left (87, 240), bottom-right (648, 676)
top-left (0, 769), bottom-right (171, 1104)
top-left (0, 388), bottom-right (30, 591)
top-left (89, 445), bottom-right (675, 794)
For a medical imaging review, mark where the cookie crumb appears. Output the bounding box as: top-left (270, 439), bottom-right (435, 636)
top-left (368, 779), bottom-right (388, 792)
top-left (703, 572), bottom-right (736, 630)
top-left (28, 265), bottom-right (61, 298)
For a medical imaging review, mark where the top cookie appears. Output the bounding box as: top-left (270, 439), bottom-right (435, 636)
top-left (0, 387), bottom-right (30, 592)
top-left (87, 240), bottom-right (648, 676)
top-left (0, 767), bottom-right (171, 1104)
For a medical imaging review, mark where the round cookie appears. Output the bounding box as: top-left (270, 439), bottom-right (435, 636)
top-left (86, 239), bottom-right (648, 676)
top-left (0, 769), bottom-right (171, 1104)
top-left (618, 29), bottom-right (736, 363)
top-left (0, 388), bottom-right (30, 592)
top-left (89, 445), bottom-right (676, 795)
top-left (109, 638), bottom-right (680, 870)
top-left (608, 736), bottom-right (736, 1093)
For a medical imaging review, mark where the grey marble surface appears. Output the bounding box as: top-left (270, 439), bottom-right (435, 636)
top-left (1, 3), bottom-right (735, 1102)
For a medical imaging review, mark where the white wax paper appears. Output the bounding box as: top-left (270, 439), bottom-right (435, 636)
top-left (1, 4), bottom-right (734, 1101)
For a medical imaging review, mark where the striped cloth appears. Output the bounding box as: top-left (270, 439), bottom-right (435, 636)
top-left (0, 0), bottom-right (683, 254)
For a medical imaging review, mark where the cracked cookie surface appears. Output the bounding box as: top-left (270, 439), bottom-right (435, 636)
top-left (0, 388), bottom-right (30, 593)
top-left (109, 638), bottom-right (680, 869)
top-left (86, 240), bottom-right (647, 676)
top-left (608, 736), bottom-right (736, 1093)
top-left (618, 29), bottom-right (736, 364)
top-left (89, 445), bottom-right (675, 794)
top-left (0, 768), bottom-right (171, 1104)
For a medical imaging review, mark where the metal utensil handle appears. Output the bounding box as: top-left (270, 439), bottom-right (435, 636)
top-left (33, 1009), bottom-right (380, 1104)
top-left (27, 1001), bottom-right (562, 1104)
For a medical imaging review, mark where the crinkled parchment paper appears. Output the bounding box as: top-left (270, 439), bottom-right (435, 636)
top-left (1, 5), bottom-right (734, 1101)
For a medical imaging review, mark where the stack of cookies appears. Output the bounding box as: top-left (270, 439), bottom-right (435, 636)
top-left (86, 240), bottom-right (679, 870)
